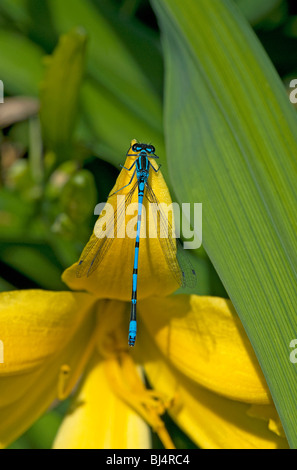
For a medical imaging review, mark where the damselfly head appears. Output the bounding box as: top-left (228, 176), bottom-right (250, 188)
top-left (131, 142), bottom-right (155, 154)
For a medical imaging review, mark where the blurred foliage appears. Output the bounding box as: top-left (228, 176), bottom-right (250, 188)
top-left (1, 0), bottom-right (297, 449)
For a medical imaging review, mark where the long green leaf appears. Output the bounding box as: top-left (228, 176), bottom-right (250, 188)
top-left (151, 0), bottom-right (297, 447)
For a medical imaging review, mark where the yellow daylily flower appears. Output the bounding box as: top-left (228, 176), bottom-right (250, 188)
top-left (0, 140), bottom-right (289, 448)
top-left (0, 290), bottom-right (288, 448)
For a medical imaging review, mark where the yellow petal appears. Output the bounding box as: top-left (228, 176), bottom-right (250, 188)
top-left (0, 289), bottom-right (97, 447)
top-left (63, 139), bottom-right (179, 300)
top-left (0, 289), bottom-right (95, 374)
top-left (53, 354), bottom-right (151, 449)
top-left (139, 295), bottom-right (271, 404)
top-left (139, 324), bottom-right (288, 449)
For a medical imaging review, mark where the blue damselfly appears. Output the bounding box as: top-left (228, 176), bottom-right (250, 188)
top-left (76, 141), bottom-right (196, 346)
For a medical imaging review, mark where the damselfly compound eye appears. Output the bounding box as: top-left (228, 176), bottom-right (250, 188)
top-left (132, 144), bottom-right (142, 152)
top-left (146, 145), bottom-right (155, 153)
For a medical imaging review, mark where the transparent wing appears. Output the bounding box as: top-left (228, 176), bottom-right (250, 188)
top-left (76, 181), bottom-right (138, 277)
top-left (145, 183), bottom-right (197, 288)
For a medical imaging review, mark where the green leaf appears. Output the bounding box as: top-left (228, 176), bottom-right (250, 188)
top-left (0, 189), bottom-right (33, 238)
top-left (151, 0), bottom-right (297, 447)
top-left (1, 244), bottom-right (65, 290)
top-left (0, 0), bottom-right (57, 51)
top-left (0, 277), bottom-right (15, 292)
top-left (0, 31), bottom-right (43, 95)
top-left (39, 27), bottom-right (87, 162)
top-left (235, 0), bottom-right (283, 25)
top-left (48, 0), bottom-right (163, 132)
top-left (8, 410), bottom-right (63, 449)
top-left (93, 1), bottom-right (164, 97)
top-left (0, 0), bottom-right (30, 30)
top-left (81, 81), bottom-right (165, 168)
